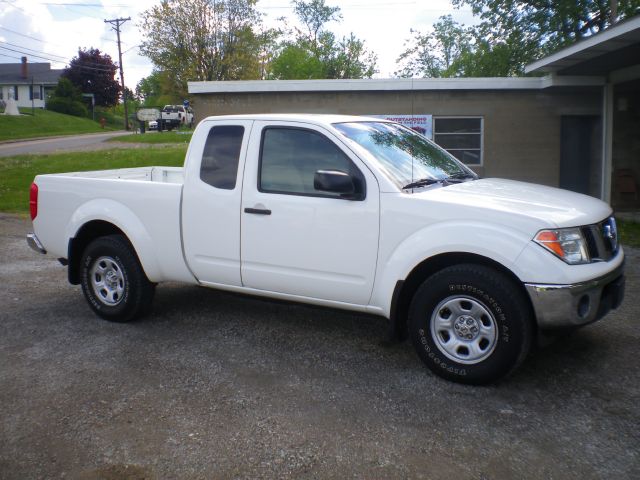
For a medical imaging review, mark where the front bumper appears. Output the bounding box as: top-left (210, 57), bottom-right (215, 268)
top-left (525, 262), bottom-right (625, 329)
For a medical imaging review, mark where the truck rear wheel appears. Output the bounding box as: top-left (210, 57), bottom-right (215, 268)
top-left (409, 264), bottom-right (533, 385)
top-left (80, 235), bottom-right (155, 322)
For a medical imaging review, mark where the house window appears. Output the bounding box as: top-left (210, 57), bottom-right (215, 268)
top-left (0, 88), bottom-right (3, 100)
top-left (433, 117), bottom-right (483, 166)
top-left (13, 85), bottom-right (18, 101)
top-left (29, 86), bottom-right (41, 100)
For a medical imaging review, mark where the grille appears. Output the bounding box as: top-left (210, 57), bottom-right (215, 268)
top-left (581, 217), bottom-right (618, 262)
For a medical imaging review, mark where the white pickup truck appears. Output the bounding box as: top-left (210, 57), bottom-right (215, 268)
top-left (27, 114), bottom-right (625, 384)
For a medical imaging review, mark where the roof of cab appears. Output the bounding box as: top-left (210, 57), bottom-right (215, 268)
top-left (200, 113), bottom-right (387, 126)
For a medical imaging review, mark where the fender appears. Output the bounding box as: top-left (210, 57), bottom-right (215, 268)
top-left (369, 220), bottom-right (532, 318)
top-left (66, 199), bottom-right (164, 282)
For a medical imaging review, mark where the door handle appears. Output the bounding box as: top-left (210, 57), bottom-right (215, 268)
top-left (244, 207), bottom-right (271, 215)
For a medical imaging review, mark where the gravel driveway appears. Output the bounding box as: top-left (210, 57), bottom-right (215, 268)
top-left (1, 213), bottom-right (638, 479)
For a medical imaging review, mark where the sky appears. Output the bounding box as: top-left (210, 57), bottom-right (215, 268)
top-left (0, 0), bottom-right (477, 90)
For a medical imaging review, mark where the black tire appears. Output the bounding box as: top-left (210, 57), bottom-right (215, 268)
top-left (409, 264), bottom-right (533, 385)
top-left (80, 235), bottom-right (155, 322)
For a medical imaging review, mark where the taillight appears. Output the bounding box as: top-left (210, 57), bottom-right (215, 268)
top-left (29, 182), bottom-right (38, 220)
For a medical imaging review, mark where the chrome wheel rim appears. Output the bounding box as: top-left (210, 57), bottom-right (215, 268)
top-left (89, 256), bottom-right (125, 306)
top-left (430, 296), bottom-right (498, 364)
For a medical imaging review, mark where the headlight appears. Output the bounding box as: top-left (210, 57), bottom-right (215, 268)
top-left (534, 228), bottom-right (589, 264)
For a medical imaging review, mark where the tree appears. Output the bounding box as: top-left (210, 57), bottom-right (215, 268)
top-left (397, 1), bottom-right (640, 78)
top-left (451, 0), bottom-right (640, 74)
top-left (139, 0), bottom-right (276, 97)
top-left (63, 48), bottom-right (120, 107)
top-left (395, 16), bottom-right (473, 78)
top-left (46, 78), bottom-right (88, 117)
top-left (270, 0), bottom-right (377, 79)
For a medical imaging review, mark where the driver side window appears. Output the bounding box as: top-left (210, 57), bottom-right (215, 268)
top-left (259, 127), bottom-right (364, 199)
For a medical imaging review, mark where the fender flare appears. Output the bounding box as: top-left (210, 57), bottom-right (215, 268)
top-left (66, 199), bottom-right (163, 282)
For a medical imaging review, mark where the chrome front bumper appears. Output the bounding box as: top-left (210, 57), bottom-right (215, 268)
top-left (26, 233), bottom-right (47, 255)
top-left (525, 263), bottom-right (625, 329)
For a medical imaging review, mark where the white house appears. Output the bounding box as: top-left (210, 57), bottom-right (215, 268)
top-left (0, 57), bottom-right (63, 109)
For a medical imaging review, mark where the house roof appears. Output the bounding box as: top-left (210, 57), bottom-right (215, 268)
top-left (0, 62), bottom-right (64, 85)
top-left (525, 15), bottom-right (640, 75)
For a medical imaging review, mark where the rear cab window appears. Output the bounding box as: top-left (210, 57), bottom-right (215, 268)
top-left (200, 125), bottom-right (245, 190)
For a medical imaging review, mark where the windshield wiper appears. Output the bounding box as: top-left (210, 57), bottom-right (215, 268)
top-left (402, 178), bottom-right (442, 190)
top-left (446, 172), bottom-right (477, 181)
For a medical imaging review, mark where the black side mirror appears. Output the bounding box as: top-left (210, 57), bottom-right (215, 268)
top-left (314, 170), bottom-right (358, 198)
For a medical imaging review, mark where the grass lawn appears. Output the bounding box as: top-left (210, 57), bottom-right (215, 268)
top-left (0, 146), bottom-right (187, 214)
top-left (0, 109), bottom-right (118, 142)
top-left (110, 130), bottom-right (193, 144)
top-left (618, 219), bottom-right (640, 249)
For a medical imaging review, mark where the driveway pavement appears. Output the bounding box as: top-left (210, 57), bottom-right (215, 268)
top-left (0, 214), bottom-right (638, 479)
top-left (0, 131), bottom-right (132, 157)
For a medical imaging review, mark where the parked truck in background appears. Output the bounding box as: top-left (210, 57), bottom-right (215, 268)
top-left (26, 114), bottom-right (625, 384)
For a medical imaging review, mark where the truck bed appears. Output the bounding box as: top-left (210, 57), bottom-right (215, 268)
top-left (33, 166), bottom-right (194, 284)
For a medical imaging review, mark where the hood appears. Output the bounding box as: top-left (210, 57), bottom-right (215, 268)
top-left (413, 178), bottom-right (612, 229)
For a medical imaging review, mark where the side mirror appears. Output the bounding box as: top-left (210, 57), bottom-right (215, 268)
top-left (314, 170), bottom-right (357, 198)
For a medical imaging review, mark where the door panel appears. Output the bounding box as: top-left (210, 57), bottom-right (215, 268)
top-left (182, 120), bottom-right (253, 285)
top-left (241, 121), bottom-right (380, 305)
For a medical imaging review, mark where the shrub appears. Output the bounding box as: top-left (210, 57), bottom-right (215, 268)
top-left (47, 97), bottom-right (88, 117)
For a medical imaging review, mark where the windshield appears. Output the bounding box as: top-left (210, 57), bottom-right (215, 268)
top-left (333, 121), bottom-right (475, 188)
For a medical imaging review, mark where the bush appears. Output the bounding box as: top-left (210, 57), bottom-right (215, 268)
top-left (47, 97), bottom-right (88, 117)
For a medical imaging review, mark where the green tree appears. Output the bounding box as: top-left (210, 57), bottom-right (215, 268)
top-left (270, 0), bottom-right (377, 79)
top-left (397, 1), bottom-right (640, 78)
top-left (455, 0), bottom-right (640, 74)
top-left (395, 16), bottom-right (473, 78)
top-left (139, 0), bottom-right (276, 97)
top-left (46, 78), bottom-right (88, 117)
top-left (62, 48), bottom-right (120, 107)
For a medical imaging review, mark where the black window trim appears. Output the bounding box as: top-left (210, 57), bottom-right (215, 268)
top-left (433, 116), bottom-right (484, 167)
top-left (257, 125), bottom-right (367, 201)
top-left (199, 124), bottom-right (246, 191)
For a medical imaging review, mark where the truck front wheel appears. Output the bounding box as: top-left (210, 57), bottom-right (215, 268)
top-left (409, 264), bottom-right (533, 385)
top-left (80, 235), bottom-right (155, 322)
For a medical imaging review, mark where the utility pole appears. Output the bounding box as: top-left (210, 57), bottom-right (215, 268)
top-left (104, 16), bottom-right (131, 130)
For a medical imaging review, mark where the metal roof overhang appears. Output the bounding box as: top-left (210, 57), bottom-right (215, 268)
top-left (525, 15), bottom-right (640, 76)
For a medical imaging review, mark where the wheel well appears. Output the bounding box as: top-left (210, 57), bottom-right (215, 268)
top-left (67, 221), bottom-right (127, 285)
top-left (389, 252), bottom-right (535, 341)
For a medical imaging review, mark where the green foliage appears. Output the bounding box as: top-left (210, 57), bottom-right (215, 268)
top-left (63, 48), bottom-right (121, 107)
top-left (0, 146), bottom-right (187, 214)
top-left (618, 219), bottom-right (640, 249)
top-left (270, 0), bottom-right (376, 79)
top-left (139, 0), bottom-right (276, 98)
top-left (397, 2), bottom-right (640, 78)
top-left (0, 108), bottom-right (112, 142)
top-left (396, 16), bottom-right (473, 78)
top-left (270, 44), bottom-right (325, 79)
top-left (46, 78), bottom-right (89, 118)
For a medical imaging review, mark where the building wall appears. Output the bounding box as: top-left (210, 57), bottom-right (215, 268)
top-left (193, 87), bottom-right (602, 188)
top-left (0, 85), bottom-right (46, 109)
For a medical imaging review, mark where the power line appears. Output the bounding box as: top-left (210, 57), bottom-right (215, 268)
top-left (0, 0), bottom-right (121, 44)
top-left (0, 45), bottom-right (116, 73)
top-left (0, 40), bottom-right (121, 70)
top-left (0, 40), bottom-right (69, 61)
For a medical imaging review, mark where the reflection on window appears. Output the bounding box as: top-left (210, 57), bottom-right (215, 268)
top-left (334, 121), bottom-right (470, 187)
top-left (433, 117), bottom-right (483, 165)
top-left (200, 125), bottom-right (244, 190)
top-left (260, 127), bottom-right (362, 198)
